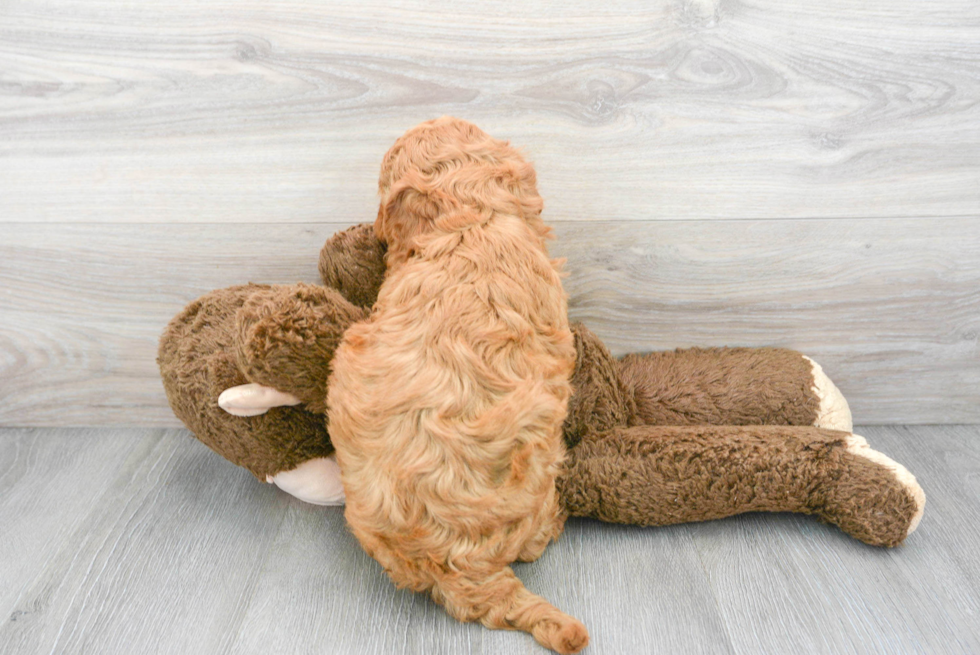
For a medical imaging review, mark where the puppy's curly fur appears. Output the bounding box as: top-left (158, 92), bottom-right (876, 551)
top-left (327, 118), bottom-right (588, 654)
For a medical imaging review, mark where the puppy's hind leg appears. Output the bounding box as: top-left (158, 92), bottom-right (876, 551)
top-left (514, 495), bottom-right (564, 563)
top-left (430, 564), bottom-right (589, 654)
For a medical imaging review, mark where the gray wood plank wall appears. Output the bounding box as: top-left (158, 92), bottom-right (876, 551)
top-left (1, 0), bottom-right (978, 426)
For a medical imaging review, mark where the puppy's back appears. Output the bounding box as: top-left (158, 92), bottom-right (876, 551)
top-left (332, 210), bottom-right (574, 528)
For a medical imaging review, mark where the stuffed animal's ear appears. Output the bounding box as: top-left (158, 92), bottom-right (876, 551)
top-left (318, 224), bottom-right (387, 309)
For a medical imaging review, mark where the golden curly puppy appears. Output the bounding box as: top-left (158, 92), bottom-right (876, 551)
top-left (327, 117), bottom-right (588, 654)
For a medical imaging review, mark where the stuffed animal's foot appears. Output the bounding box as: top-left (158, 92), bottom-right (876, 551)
top-left (817, 433), bottom-right (925, 547)
top-left (267, 455), bottom-right (345, 505)
top-left (218, 383), bottom-right (302, 417)
top-left (804, 356), bottom-right (853, 431)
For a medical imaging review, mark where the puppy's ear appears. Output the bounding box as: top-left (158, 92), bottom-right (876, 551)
top-left (494, 160), bottom-right (543, 221)
top-left (376, 170), bottom-right (456, 255)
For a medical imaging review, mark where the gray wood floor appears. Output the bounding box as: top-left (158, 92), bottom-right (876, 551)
top-left (2, 425), bottom-right (977, 655)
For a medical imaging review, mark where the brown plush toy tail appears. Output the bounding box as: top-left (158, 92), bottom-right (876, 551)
top-left (429, 565), bottom-right (589, 655)
top-left (560, 425), bottom-right (924, 548)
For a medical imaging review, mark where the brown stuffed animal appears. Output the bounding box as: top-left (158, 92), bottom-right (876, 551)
top-left (158, 222), bottom-right (924, 548)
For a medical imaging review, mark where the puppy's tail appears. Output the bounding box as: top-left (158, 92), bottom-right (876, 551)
top-left (430, 565), bottom-right (589, 654)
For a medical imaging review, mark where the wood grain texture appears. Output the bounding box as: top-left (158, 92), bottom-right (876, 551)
top-left (2, 218), bottom-right (977, 427)
top-left (1, 425), bottom-right (977, 654)
top-left (0, 222), bottom-right (344, 427)
top-left (1, 0), bottom-right (978, 223)
top-left (0, 428), bottom-right (295, 655)
top-left (0, 428), bottom-right (149, 618)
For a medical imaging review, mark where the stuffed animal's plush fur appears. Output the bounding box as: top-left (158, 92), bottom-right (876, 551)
top-left (157, 118), bottom-right (925, 652)
top-left (159, 256), bottom-right (923, 548)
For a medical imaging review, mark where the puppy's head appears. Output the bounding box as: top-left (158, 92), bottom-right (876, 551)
top-left (375, 117), bottom-right (544, 266)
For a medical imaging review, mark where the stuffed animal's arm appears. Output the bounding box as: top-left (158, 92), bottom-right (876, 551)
top-left (223, 283), bottom-right (367, 415)
top-left (218, 383), bottom-right (303, 417)
top-left (159, 283), bottom-right (338, 488)
top-left (318, 223), bottom-right (387, 309)
top-left (558, 425), bottom-right (924, 547)
top-left (618, 347), bottom-right (852, 431)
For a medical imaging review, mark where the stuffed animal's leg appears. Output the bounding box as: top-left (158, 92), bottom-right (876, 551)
top-left (558, 425), bottom-right (924, 547)
top-left (618, 347), bottom-right (852, 431)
